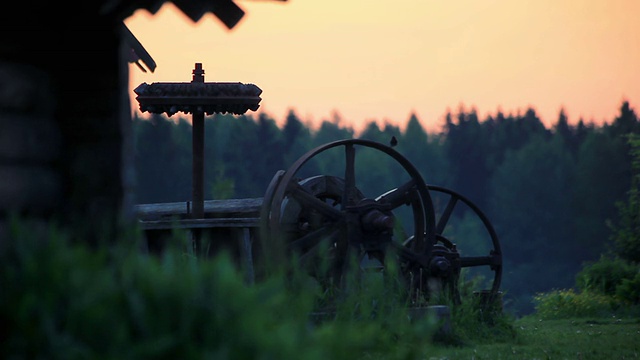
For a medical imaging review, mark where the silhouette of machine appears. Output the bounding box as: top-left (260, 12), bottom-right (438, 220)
top-left (134, 63), bottom-right (502, 312)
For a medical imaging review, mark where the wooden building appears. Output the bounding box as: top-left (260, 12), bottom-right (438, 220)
top-left (0, 0), bottom-right (274, 242)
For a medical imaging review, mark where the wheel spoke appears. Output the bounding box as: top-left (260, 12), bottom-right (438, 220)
top-left (342, 144), bottom-right (357, 208)
top-left (375, 179), bottom-right (417, 209)
top-left (331, 238), bottom-right (353, 286)
top-left (288, 182), bottom-right (343, 220)
top-left (288, 221), bottom-right (344, 252)
top-left (297, 226), bottom-right (343, 266)
top-left (435, 194), bottom-right (458, 234)
top-left (459, 254), bottom-right (501, 268)
top-left (390, 241), bottom-right (429, 268)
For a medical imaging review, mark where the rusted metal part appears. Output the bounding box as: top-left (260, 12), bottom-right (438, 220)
top-left (426, 185), bottom-right (503, 298)
top-left (259, 139), bottom-right (437, 301)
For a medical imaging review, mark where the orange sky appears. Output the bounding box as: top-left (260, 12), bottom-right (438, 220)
top-left (124, 0), bottom-right (640, 134)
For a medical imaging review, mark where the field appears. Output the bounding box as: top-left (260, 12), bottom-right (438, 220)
top-left (425, 316), bottom-right (640, 359)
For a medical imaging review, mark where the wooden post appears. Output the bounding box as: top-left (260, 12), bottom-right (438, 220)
top-left (191, 63), bottom-right (205, 219)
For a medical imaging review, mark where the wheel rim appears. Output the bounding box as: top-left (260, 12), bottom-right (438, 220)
top-left (427, 185), bottom-right (503, 302)
top-left (260, 139), bottom-right (437, 297)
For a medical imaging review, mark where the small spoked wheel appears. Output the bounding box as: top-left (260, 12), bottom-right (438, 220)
top-left (411, 185), bottom-right (503, 305)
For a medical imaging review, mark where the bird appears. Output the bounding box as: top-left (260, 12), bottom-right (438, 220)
top-left (390, 136), bottom-right (398, 147)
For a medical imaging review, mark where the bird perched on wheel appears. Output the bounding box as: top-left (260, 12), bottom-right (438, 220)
top-left (390, 136), bottom-right (398, 147)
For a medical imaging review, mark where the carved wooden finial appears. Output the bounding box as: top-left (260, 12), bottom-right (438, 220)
top-left (192, 63), bottom-right (205, 83)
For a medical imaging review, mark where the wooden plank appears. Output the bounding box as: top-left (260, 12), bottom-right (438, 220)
top-left (139, 217), bottom-right (261, 230)
top-left (135, 197), bottom-right (264, 220)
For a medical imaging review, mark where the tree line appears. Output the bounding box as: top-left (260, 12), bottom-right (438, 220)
top-left (133, 101), bottom-right (639, 314)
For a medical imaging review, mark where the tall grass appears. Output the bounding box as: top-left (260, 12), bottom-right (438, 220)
top-left (533, 289), bottom-right (620, 319)
top-left (1, 217), bottom-right (519, 358)
top-left (533, 254), bottom-right (640, 320)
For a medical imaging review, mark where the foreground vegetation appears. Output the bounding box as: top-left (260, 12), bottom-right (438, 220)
top-left (0, 219), bottom-right (504, 359)
top-left (2, 217), bottom-right (639, 359)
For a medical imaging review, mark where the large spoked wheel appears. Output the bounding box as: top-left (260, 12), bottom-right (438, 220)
top-left (418, 185), bottom-right (503, 305)
top-left (259, 139), bottom-right (436, 302)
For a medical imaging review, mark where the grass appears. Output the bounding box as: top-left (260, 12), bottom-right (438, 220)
top-left (422, 316), bottom-right (640, 359)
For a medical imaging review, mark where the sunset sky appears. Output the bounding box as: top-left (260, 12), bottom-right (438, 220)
top-left (124, 0), bottom-right (640, 134)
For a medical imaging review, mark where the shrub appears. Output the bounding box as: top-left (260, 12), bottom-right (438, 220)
top-left (615, 271), bottom-right (640, 305)
top-left (608, 133), bottom-right (640, 264)
top-left (534, 255), bottom-right (640, 319)
top-left (448, 292), bottom-right (517, 345)
top-left (575, 256), bottom-right (638, 296)
top-left (533, 289), bottom-right (617, 319)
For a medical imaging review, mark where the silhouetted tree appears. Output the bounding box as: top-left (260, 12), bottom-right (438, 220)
top-left (398, 112), bottom-right (450, 186)
top-left (489, 133), bottom-right (576, 313)
top-left (443, 106), bottom-right (490, 210)
top-left (609, 134), bottom-right (640, 263)
top-left (281, 109), bottom-right (317, 178)
top-left (255, 113), bottom-right (287, 185)
top-left (133, 114), bottom-right (190, 203)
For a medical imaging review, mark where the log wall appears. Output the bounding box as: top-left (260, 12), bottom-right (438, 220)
top-left (0, 5), bottom-right (134, 244)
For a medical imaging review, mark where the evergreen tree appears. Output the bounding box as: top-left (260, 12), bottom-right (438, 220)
top-left (489, 134), bottom-right (576, 313)
top-left (573, 129), bottom-right (629, 260)
top-left (255, 113), bottom-right (287, 188)
top-left (281, 109), bottom-right (317, 179)
top-left (553, 107), bottom-right (583, 156)
top-left (133, 114), bottom-right (191, 203)
top-left (443, 106), bottom-right (490, 210)
top-left (358, 120), bottom-right (388, 143)
top-left (398, 112), bottom-right (450, 186)
top-left (312, 113), bottom-right (354, 148)
top-left (307, 119), bottom-right (353, 177)
top-left (607, 101), bottom-right (639, 138)
top-left (609, 134), bottom-right (640, 263)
